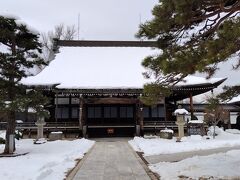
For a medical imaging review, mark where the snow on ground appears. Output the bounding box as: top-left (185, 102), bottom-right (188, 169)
top-left (130, 128), bottom-right (240, 179)
top-left (0, 137), bottom-right (94, 180)
top-left (129, 127), bottom-right (240, 156)
top-left (149, 149), bottom-right (240, 180)
top-left (226, 129), bottom-right (240, 134)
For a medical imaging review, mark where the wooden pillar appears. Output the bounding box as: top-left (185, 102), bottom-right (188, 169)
top-left (79, 96), bottom-right (86, 137)
top-left (69, 95), bottom-right (72, 121)
top-left (164, 97), bottom-right (167, 122)
top-left (189, 92), bottom-right (194, 119)
top-left (140, 103), bottom-right (144, 136)
top-left (79, 98), bottom-right (83, 131)
top-left (135, 99), bottom-right (144, 136)
top-left (55, 92), bottom-right (58, 122)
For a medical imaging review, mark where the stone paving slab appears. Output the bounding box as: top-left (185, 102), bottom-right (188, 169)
top-left (72, 139), bottom-right (151, 180)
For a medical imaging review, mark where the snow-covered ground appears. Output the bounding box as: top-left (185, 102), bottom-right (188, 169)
top-left (129, 127), bottom-right (240, 179)
top-left (0, 134), bottom-right (94, 180)
top-left (149, 149), bottom-right (240, 180)
top-left (129, 127), bottom-right (240, 156)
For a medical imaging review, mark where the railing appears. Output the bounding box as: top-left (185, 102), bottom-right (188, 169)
top-left (0, 121), bottom-right (182, 131)
top-left (88, 123), bottom-right (136, 128)
top-left (1, 120), bottom-right (187, 133)
top-left (17, 122), bottom-right (79, 130)
top-left (0, 122), bottom-right (80, 131)
top-left (143, 121), bottom-right (187, 129)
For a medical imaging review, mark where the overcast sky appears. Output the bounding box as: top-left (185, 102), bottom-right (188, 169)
top-left (1, 0), bottom-right (239, 94)
top-left (1, 0), bottom-right (157, 40)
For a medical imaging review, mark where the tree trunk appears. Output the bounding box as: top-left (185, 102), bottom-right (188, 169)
top-left (4, 37), bottom-right (16, 154)
top-left (4, 111), bottom-right (16, 154)
top-left (4, 83), bottom-right (16, 154)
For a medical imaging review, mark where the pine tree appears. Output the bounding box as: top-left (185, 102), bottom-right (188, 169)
top-left (137, 0), bottom-right (240, 100)
top-left (0, 15), bottom-right (48, 154)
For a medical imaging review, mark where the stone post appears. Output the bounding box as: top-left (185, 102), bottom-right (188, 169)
top-left (35, 116), bottom-right (46, 140)
top-left (175, 115), bottom-right (186, 139)
top-left (174, 106), bottom-right (188, 141)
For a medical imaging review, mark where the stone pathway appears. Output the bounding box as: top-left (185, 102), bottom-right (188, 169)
top-left (145, 145), bottom-right (240, 164)
top-left (72, 138), bottom-right (151, 180)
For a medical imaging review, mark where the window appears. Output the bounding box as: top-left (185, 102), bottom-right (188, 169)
top-left (151, 107), bottom-right (158, 118)
top-left (151, 105), bottom-right (165, 118)
top-left (127, 107), bottom-right (133, 118)
top-left (120, 107), bottom-right (133, 118)
top-left (95, 107), bottom-right (101, 118)
top-left (158, 106), bottom-right (165, 117)
top-left (143, 107), bottom-right (150, 118)
top-left (87, 107), bottom-right (101, 118)
top-left (56, 107), bottom-right (69, 119)
top-left (71, 107), bottom-right (79, 118)
top-left (104, 107), bottom-right (117, 118)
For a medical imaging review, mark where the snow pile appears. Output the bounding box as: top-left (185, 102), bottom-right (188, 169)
top-left (188, 120), bottom-right (203, 124)
top-left (207, 126), bottom-right (224, 136)
top-left (0, 138), bottom-right (94, 180)
top-left (226, 129), bottom-right (240, 134)
top-left (174, 108), bottom-right (189, 115)
top-left (51, 131), bottom-right (63, 134)
top-left (34, 138), bottom-right (47, 144)
top-left (160, 129), bottom-right (174, 134)
top-left (149, 150), bottom-right (240, 180)
top-left (129, 129), bottom-right (240, 156)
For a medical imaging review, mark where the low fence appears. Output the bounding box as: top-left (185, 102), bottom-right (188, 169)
top-left (143, 121), bottom-right (187, 135)
top-left (143, 121), bottom-right (183, 129)
top-left (0, 121), bottom-right (208, 136)
top-left (1, 121), bottom-right (179, 131)
top-left (0, 122), bottom-right (79, 131)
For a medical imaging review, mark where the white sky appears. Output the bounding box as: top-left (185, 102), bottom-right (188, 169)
top-left (1, 0), bottom-right (157, 40)
top-left (1, 0), bottom-right (239, 92)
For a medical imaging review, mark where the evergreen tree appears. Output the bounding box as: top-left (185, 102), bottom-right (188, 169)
top-left (137, 0), bottom-right (240, 101)
top-left (0, 15), bottom-right (48, 154)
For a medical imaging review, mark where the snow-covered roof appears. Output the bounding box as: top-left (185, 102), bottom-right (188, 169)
top-left (175, 75), bottom-right (224, 87)
top-left (21, 47), bottom-right (226, 89)
top-left (228, 95), bottom-right (240, 104)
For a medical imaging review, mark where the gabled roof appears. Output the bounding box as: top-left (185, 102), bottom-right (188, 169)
top-left (21, 47), bottom-right (226, 92)
top-left (21, 47), bottom-right (155, 88)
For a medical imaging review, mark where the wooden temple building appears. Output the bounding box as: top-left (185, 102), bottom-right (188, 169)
top-left (19, 40), bottom-right (228, 137)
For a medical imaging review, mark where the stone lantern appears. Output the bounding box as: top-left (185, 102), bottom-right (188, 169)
top-left (35, 116), bottom-right (46, 140)
top-left (174, 106), bottom-right (189, 140)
